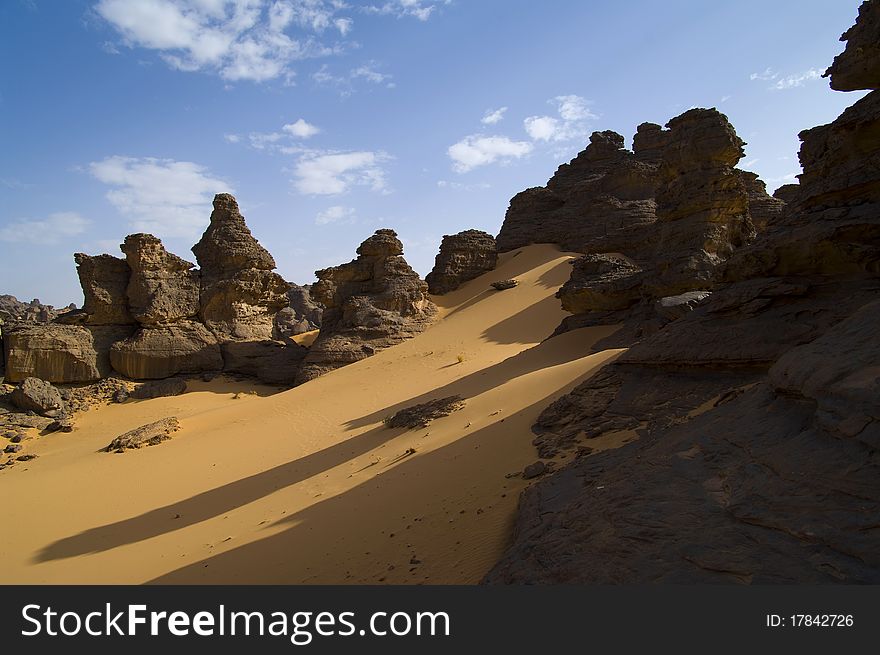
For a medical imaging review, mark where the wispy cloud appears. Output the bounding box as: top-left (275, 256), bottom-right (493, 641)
top-left (315, 205), bottom-right (356, 225)
top-left (0, 212), bottom-right (91, 244)
top-left (283, 118), bottom-right (321, 138)
top-left (312, 61), bottom-right (395, 95)
top-left (481, 107), bottom-right (507, 125)
top-left (750, 66), bottom-right (823, 90)
top-left (89, 155), bottom-right (230, 238)
top-left (94, 0), bottom-right (434, 83)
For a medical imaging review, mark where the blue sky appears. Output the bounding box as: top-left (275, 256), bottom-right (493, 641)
top-left (0, 0), bottom-right (868, 307)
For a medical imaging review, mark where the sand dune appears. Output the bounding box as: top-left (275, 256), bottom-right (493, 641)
top-left (0, 245), bottom-right (623, 584)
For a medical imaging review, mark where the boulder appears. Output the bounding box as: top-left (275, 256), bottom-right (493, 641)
top-left (426, 230), bottom-right (498, 294)
top-left (556, 253), bottom-right (643, 312)
top-left (3, 324), bottom-right (135, 383)
top-left (11, 377), bottom-right (63, 415)
top-left (122, 233), bottom-right (200, 325)
top-left (104, 417), bottom-right (180, 452)
top-left (296, 229), bottom-right (436, 384)
top-left (110, 322), bottom-right (222, 380)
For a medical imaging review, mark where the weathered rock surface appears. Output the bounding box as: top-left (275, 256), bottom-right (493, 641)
top-left (496, 130), bottom-right (659, 257)
top-left (650, 108), bottom-right (754, 295)
top-left (72, 253), bottom-right (134, 325)
top-left (385, 395), bottom-right (465, 429)
top-left (130, 377), bottom-right (187, 400)
top-left (0, 295), bottom-right (67, 325)
top-left (557, 253), bottom-right (643, 312)
top-left (104, 417), bottom-right (180, 452)
top-left (221, 340), bottom-right (307, 385)
top-left (296, 230), bottom-right (436, 384)
top-left (122, 234), bottom-right (200, 325)
top-left (274, 284), bottom-right (323, 339)
top-left (193, 194), bottom-right (289, 341)
top-left (110, 322), bottom-right (222, 380)
top-left (490, 279), bottom-right (518, 291)
top-left (426, 230), bottom-right (498, 294)
top-left (824, 0), bottom-right (880, 91)
top-left (486, 6), bottom-right (880, 585)
top-left (11, 377), bottom-right (63, 415)
top-left (738, 170), bottom-right (786, 232)
top-left (3, 324), bottom-right (134, 383)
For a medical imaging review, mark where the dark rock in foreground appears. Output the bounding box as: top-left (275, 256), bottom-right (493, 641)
top-left (385, 395), bottom-right (465, 429)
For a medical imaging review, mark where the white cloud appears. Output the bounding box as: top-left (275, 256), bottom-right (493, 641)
top-left (772, 68), bottom-right (822, 90)
top-left (293, 150), bottom-right (390, 194)
top-left (553, 94), bottom-right (597, 121)
top-left (89, 156), bottom-right (230, 238)
top-left (447, 135), bottom-right (533, 173)
top-left (283, 118), bottom-right (320, 138)
top-left (351, 62), bottom-right (392, 84)
top-left (94, 0), bottom-right (362, 83)
top-left (523, 115), bottom-right (560, 141)
top-left (481, 107), bottom-right (507, 125)
top-left (0, 212), bottom-right (91, 244)
top-left (315, 205), bottom-right (355, 225)
top-left (223, 132), bottom-right (241, 143)
top-left (523, 94), bottom-right (596, 143)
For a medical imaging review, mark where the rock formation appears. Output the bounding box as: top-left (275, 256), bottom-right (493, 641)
top-left (69, 253), bottom-right (134, 325)
top-left (487, 1), bottom-right (880, 584)
top-left (273, 283), bottom-right (323, 339)
top-left (11, 377), bottom-right (63, 416)
top-left (4, 193), bottom-right (306, 385)
top-left (495, 130), bottom-right (660, 257)
top-left (192, 194), bottom-right (289, 341)
top-left (295, 229), bottom-right (436, 384)
top-left (426, 230), bottom-right (498, 295)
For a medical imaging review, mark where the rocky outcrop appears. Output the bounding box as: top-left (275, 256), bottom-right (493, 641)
top-left (71, 253), bottom-right (134, 325)
top-left (824, 0), bottom-right (880, 91)
top-left (426, 230), bottom-right (498, 295)
top-left (110, 321), bottom-right (222, 380)
top-left (295, 230), bottom-right (436, 384)
top-left (556, 253), bottom-right (643, 312)
top-left (496, 130), bottom-right (660, 257)
top-left (273, 284), bottom-right (323, 339)
top-left (0, 295), bottom-right (69, 325)
top-left (738, 170), bottom-right (786, 232)
top-left (220, 340), bottom-right (307, 385)
top-left (193, 194), bottom-right (288, 341)
top-left (487, 4), bottom-right (880, 585)
top-left (3, 324), bottom-right (134, 383)
top-left (122, 234), bottom-right (200, 325)
top-left (650, 108), bottom-right (754, 295)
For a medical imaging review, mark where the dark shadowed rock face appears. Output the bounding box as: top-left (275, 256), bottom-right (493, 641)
top-left (650, 108), bottom-right (754, 295)
top-left (632, 121), bottom-right (670, 164)
top-left (193, 194), bottom-right (289, 341)
top-left (295, 229), bottom-right (436, 384)
top-left (426, 230), bottom-right (498, 295)
top-left (738, 170), bottom-right (786, 232)
top-left (273, 283), bottom-right (323, 339)
top-left (122, 234), bottom-right (200, 325)
top-left (824, 0), bottom-right (880, 91)
top-left (72, 253), bottom-right (134, 325)
top-left (11, 377), bottom-right (63, 415)
top-left (556, 253), bottom-right (643, 312)
top-left (486, 8), bottom-right (880, 585)
top-left (772, 183), bottom-right (800, 204)
top-left (496, 130), bottom-right (660, 257)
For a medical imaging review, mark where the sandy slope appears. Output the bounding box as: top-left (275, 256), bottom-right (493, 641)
top-left (0, 245), bottom-right (623, 584)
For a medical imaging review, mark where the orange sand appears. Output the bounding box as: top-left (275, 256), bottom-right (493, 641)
top-left (0, 245), bottom-right (623, 584)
